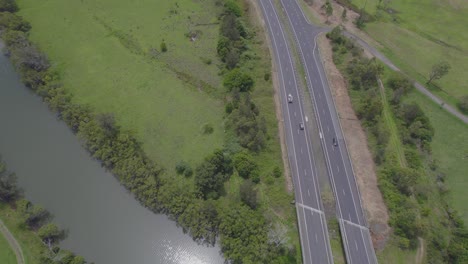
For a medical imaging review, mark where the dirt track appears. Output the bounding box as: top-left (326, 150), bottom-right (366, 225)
top-left (0, 218), bottom-right (25, 264)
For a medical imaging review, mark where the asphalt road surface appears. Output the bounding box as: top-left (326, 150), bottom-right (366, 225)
top-left (258, 1), bottom-right (333, 263)
top-left (278, 0), bottom-right (378, 263)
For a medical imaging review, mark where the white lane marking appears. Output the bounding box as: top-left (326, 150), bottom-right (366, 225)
top-left (355, 240), bottom-right (359, 251)
top-left (296, 203), bottom-right (324, 214)
top-left (304, 169), bottom-right (307, 175)
top-left (308, 189), bottom-right (310, 196)
top-left (294, 111), bottom-right (296, 117)
top-left (322, 109), bottom-right (325, 114)
top-left (315, 233), bottom-right (318, 243)
top-left (349, 213), bottom-right (352, 222)
top-left (327, 126), bottom-right (330, 132)
top-left (342, 189), bottom-right (346, 196)
top-left (337, 165), bottom-right (340, 173)
top-left (342, 219), bottom-right (369, 231)
top-left (301, 148), bottom-right (303, 154)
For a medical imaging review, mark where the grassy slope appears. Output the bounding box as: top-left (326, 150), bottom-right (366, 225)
top-left (17, 0), bottom-right (224, 173)
top-left (352, 0), bottom-right (468, 106)
top-left (0, 228), bottom-right (16, 264)
top-left (406, 90), bottom-right (468, 223)
top-left (0, 204), bottom-right (44, 264)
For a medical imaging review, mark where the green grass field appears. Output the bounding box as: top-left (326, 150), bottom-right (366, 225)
top-left (405, 90), bottom-right (468, 223)
top-left (0, 204), bottom-right (44, 264)
top-left (17, 0), bottom-right (225, 172)
top-left (349, 0), bottom-right (468, 107)
top-left (0, 229), bottom-right (16, 264)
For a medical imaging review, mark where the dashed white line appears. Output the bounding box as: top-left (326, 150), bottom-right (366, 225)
top-left (308, 189), bottom-right (310, 196)
top-left (355, 240), bottom-right (359, 251)
top-left (342, 189), bottom-right (346, 196)
top-left (304, 169), bottom-right (307, 175)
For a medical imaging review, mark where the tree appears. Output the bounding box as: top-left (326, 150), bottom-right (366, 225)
top-left (219, 204), bottom-right (268, 263)
top-left (240, 180), bottom-right (257, 209)
top-left (223, 69), bottom-right (254, 92)
top-left (268, 222), bottom-right (289, 247)
top-left (221, 13), bottom-right (240, 41)
top-left (38, 223), bottom-right (65, 246)
top-left (194, 150), bottom-right (232, 199)
top-left (233, 151), bottom-right (258, 179)
top-left (427, 61), bottom-right (450, 84)
top-left (0, 0), bottom-right (18, 12)
top-left (0, 162), bottom-right (21, 202)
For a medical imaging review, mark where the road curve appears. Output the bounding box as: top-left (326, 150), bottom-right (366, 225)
top-left (278, 0), bottom-right (378, 263)
top-left (258, 1), bottom-right (333, 263)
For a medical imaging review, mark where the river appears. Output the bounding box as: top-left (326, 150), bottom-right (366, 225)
top-left (0, 45), bottom-right (223, 264)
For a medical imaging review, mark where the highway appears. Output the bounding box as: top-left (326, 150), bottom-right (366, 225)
top-left (258, 0), bottom-right (333, 263)
top-left (277, 0), bottom-right (378, 263)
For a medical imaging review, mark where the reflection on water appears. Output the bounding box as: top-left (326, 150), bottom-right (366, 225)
top-left (160, 240), bottom-right (218, 264)
top-left (0, 46), bottom-right (223, 263)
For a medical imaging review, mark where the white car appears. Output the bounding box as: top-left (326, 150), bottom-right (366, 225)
top-left (288, 94), bottom-right (293, 103)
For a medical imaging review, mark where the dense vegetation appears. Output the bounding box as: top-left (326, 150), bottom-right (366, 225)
top-left (327, 26), bottom-right (468, 263)
top-left (0, 158), bottom-right (87, 264)
top-left (1, 0), bottom-right (297, 263)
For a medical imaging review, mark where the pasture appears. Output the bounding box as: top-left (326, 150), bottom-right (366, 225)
top-left (17, 0), bottom-right (225, 172)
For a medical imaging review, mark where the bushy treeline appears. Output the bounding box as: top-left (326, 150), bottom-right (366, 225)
top-left (0, 158), bottom-right (88, 264)
top-left (328, 26), bottom-right (468, 262)
top-left (1, 1), bottom-right (296, 263)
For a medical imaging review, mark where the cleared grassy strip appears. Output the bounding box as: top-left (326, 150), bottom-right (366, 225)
top-left (405, 90), bottom-right (468, 223)
top-left (17, 0), bottom-right (225, 173)
top-left (377, 78), bottom-right (407, 167)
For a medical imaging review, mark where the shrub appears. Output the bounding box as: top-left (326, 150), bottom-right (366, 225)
top-left (224, 0), bottom-right (242, 17)
top-left (175, 161), bottom-right (189, 175)
top-left (0, 12), bottom-right (31, 32)
top-left (202, 123), bottom-right (214, 134)
top-left (458, 95), bottom-right (468, 114)
top-left (160, 41), bottom-right (167, 52)
top-left (273, 166), bottom-right (282, 178)
top-left (264, 72), bottom-right (270, 81)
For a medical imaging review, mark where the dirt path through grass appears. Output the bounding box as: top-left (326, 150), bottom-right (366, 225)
top-left (0, 218), bottom-right (24, 264)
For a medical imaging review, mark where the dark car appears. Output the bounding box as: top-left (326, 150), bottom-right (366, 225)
top-left (333, 137), bottom-right (338, 146)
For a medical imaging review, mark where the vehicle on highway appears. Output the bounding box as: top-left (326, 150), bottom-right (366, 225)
top-left (288, 94), bottom-right (293, 103)
top-left (333, 137), bottom-right (338, 146)
top-left (299, 122), bottom-right (304, 130)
